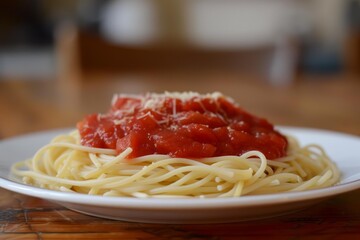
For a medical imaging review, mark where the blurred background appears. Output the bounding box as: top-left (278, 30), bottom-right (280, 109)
top-left (0, 0), bottom-right (359, 81)
top-left (0, 0), bottom-right (359, 137)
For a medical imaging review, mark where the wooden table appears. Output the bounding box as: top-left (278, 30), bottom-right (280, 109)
top-left (1, 73), bottom-right (360, 239)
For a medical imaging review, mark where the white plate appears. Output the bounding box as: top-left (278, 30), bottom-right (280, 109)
top-left (0, 127), bottom-right (359, 224)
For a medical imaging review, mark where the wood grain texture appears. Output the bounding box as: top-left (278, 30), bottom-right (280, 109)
top-left (1, 188), bottom-right (359, 239)
top-left (0, 72), bottom-right (360, 239)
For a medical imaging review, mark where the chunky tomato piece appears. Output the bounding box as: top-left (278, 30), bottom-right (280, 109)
top-left (77, 93), bottom-right (287, 159)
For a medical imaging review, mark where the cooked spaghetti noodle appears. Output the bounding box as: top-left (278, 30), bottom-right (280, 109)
top-left (11, 130), bottom-right (340, 198)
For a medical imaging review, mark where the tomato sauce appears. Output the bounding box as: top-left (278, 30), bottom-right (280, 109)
top-left (77, 92), bottom-right (287, 159)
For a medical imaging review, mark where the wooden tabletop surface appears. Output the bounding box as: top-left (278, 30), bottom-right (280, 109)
top-left (0, 72), bottom-right (360, 239)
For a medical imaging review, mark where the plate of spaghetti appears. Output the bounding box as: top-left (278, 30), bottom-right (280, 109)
top-left (1, 92), bottom-right (359, 223)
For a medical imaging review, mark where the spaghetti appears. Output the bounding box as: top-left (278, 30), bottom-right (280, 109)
top-left (11, 92), bottom-right (340, 198)
top-left (11, 131), bottom-right (340, 198)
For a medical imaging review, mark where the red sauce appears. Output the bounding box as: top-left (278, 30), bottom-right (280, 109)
top-left (77, 92), bottom-right (287, 159)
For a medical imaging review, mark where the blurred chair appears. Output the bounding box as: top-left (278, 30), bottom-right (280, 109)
top-left (56, 24), bottom-right (299, 85)
top-left (56, 1), bottom-right (303, 87)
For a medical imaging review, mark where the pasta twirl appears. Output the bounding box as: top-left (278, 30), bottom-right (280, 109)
top-left (11, 131), bottom-right (340, 198)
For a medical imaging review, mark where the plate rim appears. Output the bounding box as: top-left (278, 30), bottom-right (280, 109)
top-left (0, 176), bottom-right (359, 210)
